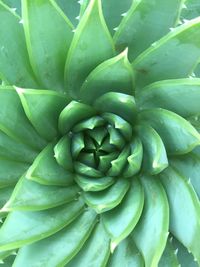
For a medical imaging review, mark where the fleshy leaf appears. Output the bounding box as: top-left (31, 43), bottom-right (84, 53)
top-left (64, 0), bottom-right (115, 99)
top-left (22, 0), bottom-right (73, 91)
top-left (132, 175), bottom-right (169, 267)
top-left (181, 0), bottom-right (200, 20)
top-left (26, 143), bottom-right (74, 186)
top-left (2, 0), bottom-right (21, 15)
top-left (55, 0), bottom-right (79, 26)
top-left (132, 17), bottom-right (200, 88)
top-left (138, 108), bottom-right (200, 154)
top-left (80, 49), bottom-right (134, 104)
top-left (83, 179), bottom-right (130, 213)
top-left (0, 187), bottom-right (13, 209)
top-left (158, 239), bottom-right (179, 267)
top-left (160, 167), bottom-right (200, 264)
top-left (0, 2), bottom-right (38, 88)
top-left (0, 200), bottom-right (84, 251)
top-left (102, 178), bottom-right (144, 249)
top-left (137, 78), bottom-right (200, 117)
top-left (13, 209), bottom-right (97, 267)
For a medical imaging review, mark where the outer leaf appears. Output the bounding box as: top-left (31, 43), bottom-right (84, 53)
top-left (22, 0), bottom-right (73, 91)
top-left (80, 49), bottom-right (134, 104)
top-left (158, 239), bottom-right (179, 267)
top-left (64, 0), bottom-right (115, 99)
top-left (66, 222), bottom-right (110, 267)
top-left (132, 175), bottom-right (169, 267)
top-left (102, 178), bottom-right (144, 249)
top-left (132, 17), bottom-right (200, 88)
top-left (0, 2), bottom-right (38, 87)
top-left (13, 209), bottom-right (97, 267)
top-left (160, 167), bottom-right (200, 264)
top-left (17, 88), bottom-right (69, 141)
top-left (114, 0), bottom-right (184, 60)
top-left (138, 108), bottom-right (200, 154)
top-left (0, 200), bottom-right (84, 251)
top-left (137, 78), bottom-right (200, 117)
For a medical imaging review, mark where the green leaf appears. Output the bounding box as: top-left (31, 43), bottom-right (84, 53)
top-left (181, 0), bottom-right (200, 20)
top-left (73, 116), bottom-right (105, 132)
top-left (107, 237), bottom-right (144, 267)
top-left (74, 162), bottom-right (103, 178)
top-left (83, 179), bottom-right (130, 213)
top-left (102, 178), bottom-right (144, 249)
top-left (0, 255), bottom-right (15, 267)
top-left (114, 0), bottom-right (184, 61)
top-left (132, 17), bottom-right (200, 88)
top-left (16, 88), bottom-right (69, 141)
top-left (55, 0), bottom-right (79, 26)
top-left (2, 176), bottom-right (80, 211)
top-left (135, 124), bottom-right (168, 175)
top-left (0, 86), bottom-right (46, 150)
top-left (22, 0), bottom-right (73, 92)
top-left (58, 101), bottom-right (96, 135)
top-left (132, 175), bottom-right (169, 267)
top-left (0, 199), bottom-right (84, 251)
top-left (26, 143), bottom-right (74, 186)
top-left (0, 2), bottom-right (38, 88)
top-left (160, 167), bottom-right (200, 264)
top-left (137, 78), bottom-right (200, 117)
top-left (94, 92), bottom-right (136, 123)
top-left (80, 49), bottom-right (134, 104)
top-left (0, 186), bottom-right (13, 208)
top-left (64, 0), bottom-right (115, 99)
top-left (75, 175), bottom-right (115, 192)
top-left (158, 239), bottom-right (179, 267)
top-left (66, 222), bottom-right (110, 267)
top-left (138, 108), bottom-right (200, 154)
top-left (2, 0), bottom-right (21, 15)
top-left (13, 209), bottom-right (97, 267)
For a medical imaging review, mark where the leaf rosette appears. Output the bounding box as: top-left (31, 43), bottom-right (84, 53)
top-left (0, 0), bottom-right (200, 267)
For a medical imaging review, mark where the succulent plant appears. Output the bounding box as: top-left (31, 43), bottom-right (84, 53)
top-left (0, 0), bottom-right (200, 266)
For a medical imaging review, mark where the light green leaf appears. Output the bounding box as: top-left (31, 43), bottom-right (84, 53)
top-left (0, 186), bottom-right (13, 208)
top-left (66, 222), bottom-right (110, 267)
top-left (132, 175), bottom-right (169, 267)
top-left (22, 0), bottom-right (73, 91)
top-left (135, 124), bottom-right (168, 175)
top-left (132, 17), bottom-right (200, 88)
top-left (83, 179), bottom-right (130, 213)
top-left (115, 0), bottom-right (184, 61)
top-left (102, 178), bottom-right (144, 249)
top-left (74, 162), bottom-right (103, 178)
top-left (17, 88), bottom-right (69, 141)
top-left (64, 0), bottom-right (114, 99)
top-left (158, 239), bottom-right (179, 267)
top-left (0, 2), bottom-right (38, 88)
top-left (0, 199), bottom-right (84, 251)
top-left (26, 143), bottom-right (74, 186)
top-left (160, 167), bottom-right (200, 264)
top-left (137, 78), bottom-right (200, 117)
top-left (2, 176), bottom-right (79, 211)
top-left (138, 108), bottom-right (200, 154)
top-left (2, 0), bottom-right (21, 15)
top-left (55, 0), bottom-right (79, 26)
top-left (13, 209), bottom-right (97, 267)
top-left (80, 50), bottom-right (134, 104)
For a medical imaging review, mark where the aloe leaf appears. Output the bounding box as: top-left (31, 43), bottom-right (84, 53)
top-left (2, 0), bottom-right (21, 15)
top-left (94, 92), bottom-right (136, 123)
top-left (137, 78), bottom-right (200, 117)
top-left (55, 0), bottom-right (79, 26)
top-left (132, 17), bottom-right (200, 88)
top-left (64, 0), bottom-right (115, 99)
top-left (107, 127), bottom-right (125, 150)
top-left (0, 187), bottom-right (13, 209)
top-left (0, 159), bottom-right (28, 188)
top-left (2, 176), bottom-right (79, 211)
top-left (65, 222), bottom-right (110, 267)
top-left (22, 0), bottom-right (73, 92)
top-left (0, 255), bottom-right (15, 267)
top-left (107, 237), bottom-right (144, 267)
top-left (0, 2), bottom-right (38, 88)
top-left (135, 124), bottom-right (168, 175)
top-left (83, 179), bottom-right (130, 213)
top-left (102, 178), bottom-right (144, 249)
top-left (80, 49), bottom-right (134, 104)
top-left (74, 162), bottom-right (103, 178)
top-left (0, 86), bottom-right (46, 150)
top-left (73, 116), bottom-right (105, 132)
top-left (13, 209), bottom-right (97, 267)
top-left (138, 108), bottom-right (200, 155)
top-left (26, 143), bottom-right (74, 186)
top-left (132, 175), bottom-right (169, 267)
top-left (58, 101), bottom-right (96, 135)
top-left (0, 250), bottom-right (15, 261)
top-left (75, 175), bottom-right (115, 192)
top-left (71, 132), bottom-right (85, 158)
top-left (114, 0), bottom-right (184, 61)
top-left (158, 239), bottom-right (179, 267)
top-left (0, 199), bottom-right (84, 251)
top-left (181, 0), bottom-right (200, 20)
top-left (160, 167), bottom-right (200, 264)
